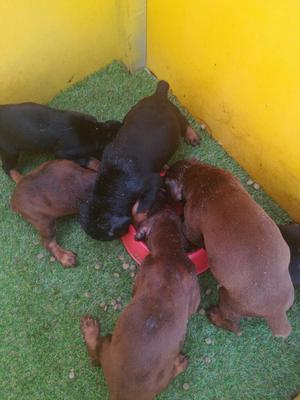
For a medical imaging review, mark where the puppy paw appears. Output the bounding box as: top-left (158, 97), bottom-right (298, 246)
top-left (173, 353), bottom-right (189, 377)
top-left (206, 305), bottom-right (221, 324)
top-left (207, 306), bottom-right (242, 335)
top-left (81, 316), bottom-right (100, 338)
top-left (185, 126), bottom-right (201, 146)
top-left (267, 314), bottom-right (292, 338)
top-left (60, 250), bottom-right (77, 268)
top-left (178, 353), bottom-right (189, 370)
top-left (207, 305), bottom-right (227, 329)
top-left (80, 316), bottom-right (100, 353)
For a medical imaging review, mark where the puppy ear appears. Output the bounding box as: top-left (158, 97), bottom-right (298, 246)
top-left (165, 179), bottom-right (183, 201)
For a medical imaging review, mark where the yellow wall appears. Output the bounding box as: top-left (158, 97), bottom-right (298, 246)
top-left (0, 0), bottom-right (145, 104)
top-left (1, 0), bottom-right (299, 218)
top-left (147, 0), bottom-right (300, 221)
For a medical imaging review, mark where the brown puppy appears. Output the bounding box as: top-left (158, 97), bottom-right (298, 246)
top-left (81, 210), bottom-right (200, 400)
top-left (165, 159), bottom-right (294, 337)
top-left (10, 159), bottom-right (99, 267)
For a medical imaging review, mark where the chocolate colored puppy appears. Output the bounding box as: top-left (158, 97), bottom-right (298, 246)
top-left (279, 223), bottom-right (300, 286)
top-left (11, 160), bottom-right (99, 267)
top-left (0, 102), bottom-right (121, 177)
top-left (81, 210), bottom-right (200, 400)
top-left (165, 159), bottom-right (294, 337)
top-left (79, 80), bottom-right (200, 241)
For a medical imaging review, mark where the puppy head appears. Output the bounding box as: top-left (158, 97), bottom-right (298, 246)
top-left (79, 166), bottom-right (141, 241)
top-left (135, 209), bottom-right (182, 245)
top-left (164, 160), bottom-right (193, 201)
top-left (80, 197), bottom-right (131, 241)
top-left (102, 213), bottom-right (131, 239)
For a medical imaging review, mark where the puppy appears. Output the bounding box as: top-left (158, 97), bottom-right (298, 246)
top-left (79, 80), bottom-right (200, 241)
top-left (81, 210), bottom-right (200, 400)
top-left (165, 159), bottom-right (294, 337)
top-left (278, 224), bottom-right (300, 286)
top-left (11, 160), bottom-right (99, 267)
top-left (0, 102), bottom-right (121, 177)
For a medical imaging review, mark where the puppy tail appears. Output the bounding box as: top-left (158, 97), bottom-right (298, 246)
top-left (155, 80), bottom-right (169, 98)
top-left (10, 170), bottom-right (23, 184)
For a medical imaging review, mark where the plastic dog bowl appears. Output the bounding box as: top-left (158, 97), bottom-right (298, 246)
top-left (121, 224), bottom-right (209, 275)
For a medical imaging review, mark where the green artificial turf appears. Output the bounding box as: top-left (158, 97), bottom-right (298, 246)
top-left (0, 61), bottom-right (299, 400)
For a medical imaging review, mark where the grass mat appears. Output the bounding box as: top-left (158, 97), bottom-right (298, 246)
top-left (0, 61), bottom-right (299, 400)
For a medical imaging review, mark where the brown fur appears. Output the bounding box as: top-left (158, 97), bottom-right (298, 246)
top-left (10, 159), bottom-right (99, 267)
top-left (81, 210), bottom-right (200, 400)
top-left (165, 160), bottom-right (294, 337)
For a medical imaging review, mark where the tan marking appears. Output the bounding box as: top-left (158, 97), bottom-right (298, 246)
top-left (86, 158), bottom-right (101, 172)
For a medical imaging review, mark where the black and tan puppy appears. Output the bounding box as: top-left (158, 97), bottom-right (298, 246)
top-left (279, 224), bottom-right (300, 286)
top-left (0, 102), bottom-right (121, 177)
top-left (11, 160), bottom-right (99, 267)
top-left (81, 210), bottom-right (200, 400)
top-left (79, 80), bottom-right (200, 241)
top-left (165, 159), bottom-right (294, 337)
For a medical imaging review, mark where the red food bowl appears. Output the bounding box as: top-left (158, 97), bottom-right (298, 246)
top-left (121, 224), bottom-right (209, 275)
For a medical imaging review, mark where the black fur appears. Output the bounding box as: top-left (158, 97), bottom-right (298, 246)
top-left (0, 102), bottom-right (122, 175)
top-left (79, 80), bottom-right (191, 241)
top-left (279, 223), bottom-right (300, 286)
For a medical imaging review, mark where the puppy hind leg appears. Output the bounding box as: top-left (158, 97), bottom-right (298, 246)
top-left (47, 240), bottom-right (77, 268)
top-left (265, 312), bottom-right (292, 338)
top-left (207, 305), bottom-right (241, 334)
top-left (33, 217), bottom-right (77, 267)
